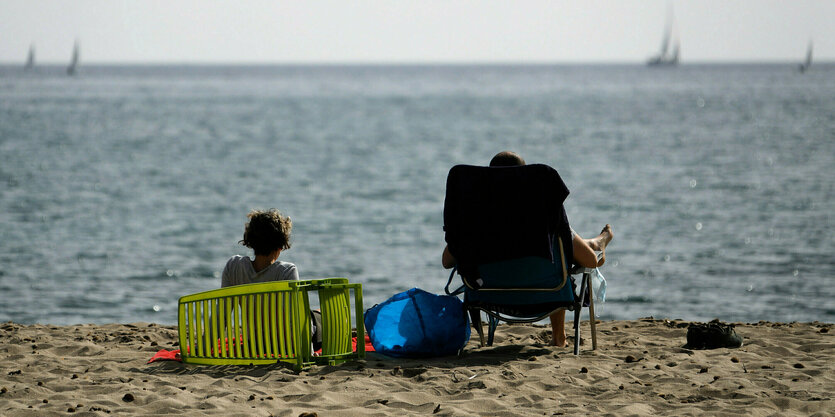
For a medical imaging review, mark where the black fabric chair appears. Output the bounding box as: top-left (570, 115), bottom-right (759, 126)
top-left (443, 164), bottom-right (598, 354)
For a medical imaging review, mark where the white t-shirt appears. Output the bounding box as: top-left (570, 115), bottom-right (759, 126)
top-left (221, 255), bottom-right (299, 288)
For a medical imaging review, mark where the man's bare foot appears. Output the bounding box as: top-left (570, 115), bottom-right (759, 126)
top-left (587, 224), bottom-right (613, 251)
top-left (585, 224), bottom-right (613, 267)
top-left (551, 331), bottom-right (568, 347)
top-left (550, 311), bottom-right (568, 347)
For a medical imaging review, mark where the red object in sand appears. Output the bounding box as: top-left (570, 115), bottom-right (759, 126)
top-left (147, 335), bottom-right (373, 364)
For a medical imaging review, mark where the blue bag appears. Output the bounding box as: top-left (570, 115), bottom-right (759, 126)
top-left (364, 288), bottom-right (471, 358)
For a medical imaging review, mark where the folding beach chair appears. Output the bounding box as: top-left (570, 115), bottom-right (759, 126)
top-left (443, 164), bottom-right (598, 355)
top-left (178, 278), bottom-right (364, 370)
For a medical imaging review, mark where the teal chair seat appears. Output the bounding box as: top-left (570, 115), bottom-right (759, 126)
top-left (459, 240), bottom-right (599, 354)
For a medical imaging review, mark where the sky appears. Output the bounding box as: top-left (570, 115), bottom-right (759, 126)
top-left (1, 0), bottom-right (833, 64)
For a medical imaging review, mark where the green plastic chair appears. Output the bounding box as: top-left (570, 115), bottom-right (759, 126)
top-left (178, 278), bottom-right (364, 370)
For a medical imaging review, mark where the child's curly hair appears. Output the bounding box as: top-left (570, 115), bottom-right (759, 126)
top-left (239, 209), bottom-right (292, 256)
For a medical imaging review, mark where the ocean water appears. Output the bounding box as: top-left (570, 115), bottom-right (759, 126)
top-left (0, 64), bottom-right (833, 325)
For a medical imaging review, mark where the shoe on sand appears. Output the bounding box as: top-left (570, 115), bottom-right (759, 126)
top-left (684, 319), bottom-right (743, 349)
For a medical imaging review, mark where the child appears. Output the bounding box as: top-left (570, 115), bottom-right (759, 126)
top-left (221, 209), bottom-right (322, 351)
top-left (221, 209), bottom-right (299, 287)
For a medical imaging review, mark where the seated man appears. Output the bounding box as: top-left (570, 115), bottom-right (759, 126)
top-left (441, 151), bottom-right (613, 347)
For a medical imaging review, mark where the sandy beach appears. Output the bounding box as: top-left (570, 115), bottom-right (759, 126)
top-left (1, 319), bottom-right (832, 416)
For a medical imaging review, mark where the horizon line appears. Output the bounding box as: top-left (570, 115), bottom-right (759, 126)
top-left (2, 59), bottom-right (832, 66)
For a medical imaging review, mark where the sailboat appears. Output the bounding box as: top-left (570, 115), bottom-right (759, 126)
top-left (66, 41), bottom-right (80, 76)
top-left (798, 41), bottom-right (813, 73)
top-left (24, 45), bottom-right (35, 70)
top-left (647, 11), bottom-right (679, 67)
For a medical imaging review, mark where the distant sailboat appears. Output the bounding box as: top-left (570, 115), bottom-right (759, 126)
top-left (647, 10), bottom-right (679, 67)
top-left (67, 41), bottom-right (80, 76)
top-left (24, 45), bottom-right (35, 70)
top-left (798, 41), bottom-right (813, 73)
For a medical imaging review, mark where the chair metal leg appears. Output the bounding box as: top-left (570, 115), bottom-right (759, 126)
top-left (487, 316), bottom-right (499, 346)
top-left (469, 309), bottom-right (485, 347)
top-left (574, 273), bottom-right (591, 355)
top-left (586, 272), bottom-right (598, 350)
top-left (573, 307), bottom-right (581, 355)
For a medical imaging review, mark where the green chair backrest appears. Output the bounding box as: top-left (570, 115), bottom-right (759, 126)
top-left (178, 278), bottom-right (363, 370)
top-left (314, 280), bottom-right (366, 364)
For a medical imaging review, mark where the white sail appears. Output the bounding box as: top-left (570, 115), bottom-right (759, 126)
top-left (648, 6), bottom-right (679, 67)
top-left (24, 45), bottom-right (35, 70)
top-left (670, 40), bottom-right (680, 64)
top-left (658, 21), bottom-right (672, 58)
top-left (799, 40), bottom-right (813, 73)
top-left (67, 41), bottom-right (79, 76)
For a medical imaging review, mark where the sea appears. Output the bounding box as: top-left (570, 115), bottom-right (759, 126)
top-left (1, 63), bottom-right (833, 326)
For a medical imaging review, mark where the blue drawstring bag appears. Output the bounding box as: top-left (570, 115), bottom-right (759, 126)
top-left (364, 288), bottom-right (470, 358)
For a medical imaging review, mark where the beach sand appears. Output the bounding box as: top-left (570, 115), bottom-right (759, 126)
top-left (1, 319), bottom-right (832, 416)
